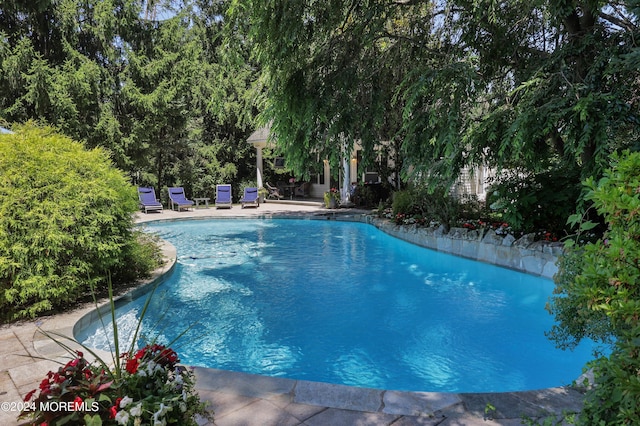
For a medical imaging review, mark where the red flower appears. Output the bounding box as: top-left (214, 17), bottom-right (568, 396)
top-left (134, 347), bottom-right (146, 360)
top-left (159, 347), bottom-right (179, 366)
top-left (39, 378), bottom-right (51, 394)
top-left (67, 358), bottom-right (80, 368)
top-left (125, 358), bottom-right (139, 374)
top-left (24, 389), bottom-right (37, 402)
top-left (109, 398), bottom-right (122, 418)
top-left (72, 397), bottom-right (83, 411)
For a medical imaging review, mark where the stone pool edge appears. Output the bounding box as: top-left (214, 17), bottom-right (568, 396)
top-left (70, 210), bottom-right (589, 422)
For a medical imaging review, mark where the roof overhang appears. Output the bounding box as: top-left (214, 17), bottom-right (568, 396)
top-left (247, 125), bottom-right (271, 148)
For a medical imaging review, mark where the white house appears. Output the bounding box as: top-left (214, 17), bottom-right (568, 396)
top-left (247, 126), bottom-right (493, 202)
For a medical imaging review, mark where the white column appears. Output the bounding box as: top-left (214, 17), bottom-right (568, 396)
top-left (341, 150), bottom-right (350, 204)
top-left (256, 146), bottom-right (263, 187)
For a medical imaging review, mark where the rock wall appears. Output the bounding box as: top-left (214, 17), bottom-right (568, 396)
top-left (367, 218), bottom-right (563, 279)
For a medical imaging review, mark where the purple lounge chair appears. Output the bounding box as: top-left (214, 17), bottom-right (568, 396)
top-left (215, 184), bottom-right (232, 209)
top-left (168, 187), bottom-right (194, 211)
top-left (138, 187), bottom-right (163, 213)
top-left (240, 187), bottom-right (260, 209)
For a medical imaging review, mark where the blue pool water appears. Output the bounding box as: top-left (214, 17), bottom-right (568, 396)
top-left (78, 219), bottom-right (601, 393)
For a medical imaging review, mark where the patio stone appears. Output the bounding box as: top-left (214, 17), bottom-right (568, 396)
top-left (383, 390), bottom-right (462, 416)
top-left (194, 367), bottom-right (296, 398)
top-left (390, 415), bottom-right (447, 425)
top-left (293, 381), bottom-right (384, 413)
top-left (266, 393), bottom-right (326, 421)
top-left (303, 407), bottom-right (399, 426)
top-left (213, 398), bottom-right (303, 426)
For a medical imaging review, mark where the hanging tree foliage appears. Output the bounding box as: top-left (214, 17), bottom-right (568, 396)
top-left (236, 0), bottom-right (640, 189)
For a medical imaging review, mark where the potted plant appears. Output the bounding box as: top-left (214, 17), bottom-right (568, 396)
top-left (20, 345), bottom-right (209, 426)
top-left (258, 187), bottom-right (268, 203)
top-left (324, 187), bottom-right (340, 209)
top-left (18, 280), bottom-right (213, 426)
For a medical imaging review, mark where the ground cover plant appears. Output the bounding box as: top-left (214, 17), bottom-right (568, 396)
top-left (0, 124), bottom-right (160, 322)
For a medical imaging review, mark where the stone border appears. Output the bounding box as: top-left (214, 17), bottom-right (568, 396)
top-left (362, 217), bottom-right (563, 279)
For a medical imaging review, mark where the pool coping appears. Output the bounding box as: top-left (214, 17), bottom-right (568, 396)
top-left (1, 205), bottom-right (591, 425)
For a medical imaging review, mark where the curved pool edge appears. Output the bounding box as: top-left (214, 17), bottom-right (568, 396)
top-left (71, 238), bottom-right (178, 343)
top-left (191, 365), bottom-right (588, 421)
top-left (69, 210), bottom-right (591, 422)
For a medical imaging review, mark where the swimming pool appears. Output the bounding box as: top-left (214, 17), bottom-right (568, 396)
top-left (78, 218), bottom-right (600, 393)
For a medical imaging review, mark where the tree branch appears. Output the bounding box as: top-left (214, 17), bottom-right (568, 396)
top-left (598, 9), bottom-right (638, 33)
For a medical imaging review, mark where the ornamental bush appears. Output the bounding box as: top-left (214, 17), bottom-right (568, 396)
top-left (0, 124), bottom-right (158, 321)
top-left (486, 166), bottom-right (582, 237)
top-left (547, 151), bottom-right (640, 424)
top-left (391, 185), bottom-right (480, 231)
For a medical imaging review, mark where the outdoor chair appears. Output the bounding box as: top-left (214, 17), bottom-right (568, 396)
top-left (294, 181), bottom-right (310, 198)
top-left (215, 184), bottom-right (233, 208)
top-left (265, 182), bottom-right (283, 200)
top-left (168, 187), bottom-right (194, 211)
top-left (138, 187), bottom-right (163, 213)
top-left (239, 187), bottom-right (260, 209)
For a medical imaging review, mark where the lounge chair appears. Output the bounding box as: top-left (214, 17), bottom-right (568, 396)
top-left (240, 187), bottom-right (260, 209)
top-left (138, 187), bottom-right (163, 213)
top-left (215, 184), bottom-right (232, 209)
top-left (265, 182), bottom-right (283, 200)
top-left (294, 181), bottom-right (310, 198)
top-left (168, 187), bottom-right (194, 211)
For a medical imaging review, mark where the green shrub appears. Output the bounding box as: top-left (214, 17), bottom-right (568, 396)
top-left (392, 185), bottom-right (470, 230)
top-left (548, 151), bottom-right (640, 424)
top-left (391, 189), bottom-right (415, 216)
top-left (0, 124), bottom-right (158, 321)
top-left (487, 166), bottom-right (581, 236)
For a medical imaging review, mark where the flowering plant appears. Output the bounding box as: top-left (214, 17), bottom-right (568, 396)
top-left (459, 219), bottom-right (512, 236)
top-left (324, 187), bottom-right (340, 208)
top-left (18, 278), bottom-right (212, 426)
top-left (393, 213), bottom-right (429, 226)
top-left (20, 344), bottom-right (209, 426)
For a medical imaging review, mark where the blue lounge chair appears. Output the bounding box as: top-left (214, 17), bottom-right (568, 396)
top-left (168, 187), bottom-right (194, 211)
top-left (240, 187), bottom-right (260, 209)
top-left (138, 187), bottom-right (163, 213)
top-left (215, 184), bottom-right (232, 209)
